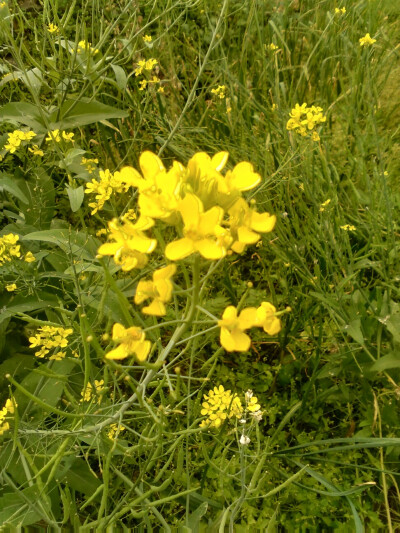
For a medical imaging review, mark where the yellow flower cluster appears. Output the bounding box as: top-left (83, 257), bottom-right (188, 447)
top-left (108, 423), bottom-right (125, 440)
top-left (0, 399), bottom-right (16, 437)
top-left (0, 233), bottom-right (21, 265)
top-left (85, 169), bottom-right (128, 214)
top-left (218, 302), bottom-right (281, 352)
top-left (80, 379), bottom-right (104, 403)
top-left (4, 130), bottom-right (36, 153)
top-left (29, 325), bottom-right (73, 360)
top-left (45, 129), bottom-right (74, 143)
top-left (211, 85), bottom-right (226, 99)
top-left (48, 23), bottom-right (59, 33)
top-left (340, 224), bottom-right (356, 231)
top-left (97, 151), bottom-right (276, 269)
top-left (359, 33), bottom-right (376, 47)
top-left (134, 58), bottom-right (162, 92)
top-left (267, 43), bottom-right (278, 51)
top-left (73, 40), bottom-right (99, 55)
top-left (200, 385), bottom-right (242, 428)
top-left (286, 103), bottom-right (326, 141)
top-left (143, 35), bottom-right (152, 43)
top-left (105, 323), bottom-right (151, 361)
top-left (28, 145), bottom-right (44, 157)
top-left (334, 7), bottom-right (346, 15)
top-left (81, 157), bottom-right (99, 174)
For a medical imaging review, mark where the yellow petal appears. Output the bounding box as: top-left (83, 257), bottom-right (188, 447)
top-left (142, 299), bottom-right (166, 316)
top-left (105, 343), bottom-right (129, 360)
top-left (231, 241), bottom-right (246, 254)
top-left (134, 340), bottom-right (151, 362)
top-left (112, 323), bottom-right (126, 340)
top-left (237, 226), bottom-right (259, 244)
top-left (221, 306), bottom-right (238, 322)
top-left (153, 264), bottom-right (176, 282)
top-left (230, 329), bottom-right (252, 351)
top-left (134, 280), bottom-right (153, 304)
top-left (263, 317), bottom-right (281, 335)
top-left (179, 193), bottom-right (202, 228)
top-left (154, 278), bottom-right (173, 302)
top-left (195, 238), bottom-right (227, 260)
top-left (211, 151), bottom-right (229, 171)
top-left (238, 307), bottom-right (258, 330)
top-left (165, 238), bottom-right (195, 261)
top-left (229, 162), bottom-right (261, 191)
top-left (118, 166), bottom-right (144, 189)
top-left (199, 206), bottom-right (224, 235)
top-left (97, 243), bottom-right (120, 256)
top-left (139, 151), bottom-right (165, 181)
top-left (251, 212), bottom-right (276, 233)
top-left (220, 327), bottom-right (236, 352)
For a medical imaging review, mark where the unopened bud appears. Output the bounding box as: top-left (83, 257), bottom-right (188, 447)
top-left (86, 335), bottom-right (93, 342)
top-left (247, 281), bottom-right (253, 289)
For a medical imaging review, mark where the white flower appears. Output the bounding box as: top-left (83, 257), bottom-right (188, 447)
top-left (251, 410), bottom-right (263, 422)
top-left (240, 434), bottom-right (250, 445)
top-left (245, 389), bottom-right (253, 402)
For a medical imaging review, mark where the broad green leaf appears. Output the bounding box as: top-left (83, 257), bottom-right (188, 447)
top-left (57, 458), bottom-right (102, 497)
top-left (18, 169), bottom-right (55, 229)
top-left (22, 228), bottom-right (98, 261)
top-left (49, 99), bottom-right (128, 129)
top-left (369, 352), bottom-right (400, 372)
top-left (66, 185), bottom-right (85, 212)
top-left (344, 319), bottom-right (364, 345)
top-left (0, 102), bottom-right (46, 131)
top-left (0, 173), bottom-right (29, 204)
top-left (20, 68), bottom-right (44, 95)
top-left (111, 64), bottom-right (128, 90)
top-left (0, 294), bottom-right (59, 326)
top-left (0, 487), bottom-right (45, 526)
top-left (187, 502), bottom-right (208, 532)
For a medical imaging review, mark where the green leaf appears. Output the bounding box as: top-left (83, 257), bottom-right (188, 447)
top-left (344, 319), bottom-right (364, 345)
top-left (369, 352), bottom-right (400, 372)
top-left (18, 169), bottom-right (55, 229)
top-left (20, 68), bottom-right (44, 95)
top-left (385, 313), bottom-right (400, 344)
top-left (0, 173), bottom-right (28, 204)
top-left (57, 458), bottom-right (102, 497)
top-left (0, 486), bottom-right (45, 526)
top-left (187, 502), bottom-right (208, 532)
top-left (49, 99), bottom-right (128, 129)
top-left (0, 294), bottom-right (58, 326)
top-left (66, 185), bottom-right (85, 212)
top-left (111, 64), bottom-right (128, 90)
top-left (22, 228), bottom-right (98, 261)
top-left (0, 102), bottom-right (46, 131)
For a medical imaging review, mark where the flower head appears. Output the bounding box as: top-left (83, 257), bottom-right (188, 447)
top-left (105, 323), bottom-right (151, 362)
top-left (29, 325), bottom-right (73, 359)
top-left (255, 302), bottom-right (281, 335)
top-left (359, 33), bottom-right (376, 47)
top-left (48, 23), bottom-right (59, 33)
top-left (200, 385), bottom-right (242, 428)
top-left (134, 264), bottom-right (176, 316)
top-left (218, 305), bottom-right (257, 352)
top-left (211, 85), bottom-right (226, 99)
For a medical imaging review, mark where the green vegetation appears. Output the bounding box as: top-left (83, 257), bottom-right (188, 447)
top-left (0, 0), bottom-right (399, 530)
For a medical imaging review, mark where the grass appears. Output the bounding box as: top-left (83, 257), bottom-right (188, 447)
top-left (0, 0), bottom-right (399, 530)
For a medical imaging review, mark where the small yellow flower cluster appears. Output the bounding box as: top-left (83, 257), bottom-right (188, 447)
top-left (211, 85), bottom-right (226, 99)
top-left (105, 323), bottom-right (151, 361)
top-left (85, 169), bottom-right (128, 214)
top-left (359, 33), bottom-right (376, 47)
top-left (334, 7), bottom-right (346, 15)
top-left (200, 385), bottom-right (242, 428)
top-left (81, 157), bottom-right (99, 174)
top-left (80, 380), bottom-right (104, 403)
top-left (6, 283), bottom-right (17, 292)
top-left (0, 399), bottom-right (16, 437)
top-left (143, 35), bottom-right (152, 43)
top-left (74, 40), bottom-right (99, 55)
top-left (218, 302), bottom-right (281, 352)
top-left (45, 129), bottom-right (74, 143)
top-left (28, 145), bottom-right (44, 157)
top-left (286, 103), bottom-right (326, 141)
top-left (267, 43), bottom-right (278, 51)
top-left (4, 130), bottom-right (36, 153)
top-left (340, 224), bottom-right (356, 231)
top-left (108, 423), bottom-right (125, 440)
top-left (134, 58), bottom-right (163, 92)
top-left (29, 326), bottom-right (73, 360)
top-left (319, 198), bottom-right (331, 212)
top-left (48, 23), bottom-right (59, 33)
top-left (0, 233), bottom-right (21, 265)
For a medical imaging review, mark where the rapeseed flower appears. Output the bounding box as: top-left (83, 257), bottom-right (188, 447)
top-left (81, 157), bottom-right (99, 174)
top-left (5, 283), bottom-right (16, 292)
top-left (80, 380), bottom-right (104, 403)
top-left (0, 233), bottom-right (21, 265)
top-left (97, 217), bottom-right (156, 271)
top-left (200, 385), bottom-right (242, 428)
top-left (75, 40), bottom-right (99, 55)
top-left (211, 85), bottom-right (226, 99)
top-left (85, 169), bottom-right (127, 214)
top-left (4, 130), bottom-right (36, 153)
top-left (334, 7), bottom-right (346, 14)
top-left (28, 145), bottom-right (44, 156)
top-left (0, 398), bottom-right (16, 437)
top-left (359, 33), bottom-right (376, 47)
top-left (255, 302), bottom-right (281, 335)
top-left (48, 23), bottom-right (59, 33)
top-left (165, 193), bottom-right (232, 261)
top-left (134, 264), bottom-right (176, 316)
top-left (218, 305), bottom-right (257, 352)
top-left (108, 423), bottom-right (125, 439)
top-left (29, 325), bottom-right (73, 359)
top-left (105, 323), bottom-right (151, 361)
top-left (228, 198), bottom-right (276, 253)
top-left (340, 224), bottom-right (356, 231)
top-left (287, 103), bottom-right (326, 139)
top-left (143, 35), bottom-right (152, 43)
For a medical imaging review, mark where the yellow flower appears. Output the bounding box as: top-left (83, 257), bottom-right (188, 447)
top-left (228, 198), bottom-right (276, 254)
top-left (165, 193), bottom-right (232, 261)
top-left (81, 157), bottom-right (98, 174)
top-left (143, 35), bottom-right (152, 43)
top-left (0, 233), bottom-right (21, 265)
top-left (340, 224), bottom-right (356, 231)
top-left (24, 251), bottom-right (36, 263)
top-left (4, 130), bottom-right (36, 153)
top-left (287, 103), bottom-right (326, 139)
top-left (48, 23), bottom-right (59, 33)
top-left (117, 151), bottom-right (182, 220)
top-left (80, 380), bottom-right (104, 403)
top-left (134, 264), bottom-right (176, 316)
top-left (139, 79), bottom-right (147, 91)
top-left (200, 385), bottom-right (243, 428)
top-left (62, 131), bottom-right (74, 143)
top-left (211, 85), bottom-right (226, 99)
top-left (217, 160), bottom-right (262, 196)
top-left (319, 198), bottom-right (331, 212)
top-left (158, 86), bottom-right (165, 93)
top-left (76, 40), bottom-right (99, 55)
top-left (29, 326), bottom-right (73, 359)
top-left (334, 7), bottom-right (346, 14)
top-left (105, 323), bottom-right (151, 361)
top-left (97, 217), bottom-right (157, 271)
top-left (267, 43), bottom-right (278, 51)
top-left (28, 145), bottom-right (44, 156)
top-left (255, 302), bottom-right (281, 335)
top-left (45, 129), bottom-right (61, 143)
top-left (108, 423), bottom-right (125, 439)
top-left (359, 33), bottom-right (376, 47)
top-left (5, 283), bottom-right (17, 292)
top-left (218, 306), bottom-right (258, 352)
